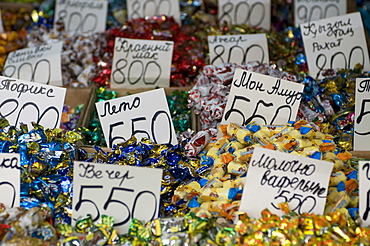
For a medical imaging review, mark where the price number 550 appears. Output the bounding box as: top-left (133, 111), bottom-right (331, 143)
top-left (74, 185), bottom-right (157, 227)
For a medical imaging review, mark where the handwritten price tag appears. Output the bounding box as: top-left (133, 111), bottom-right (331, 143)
top-left (354, 78), bottom-right (370, 150)
top-left (73, 161), bottom-right (162, 233)
top-left (359, 161), bottom-right (370, 227)
top-left (239, 148), bottom-right (333, 218)
top-left (126, 0), bottom-right (181, 25)
top-left (300, 12), bottom-right (370, 79)
top-left (208, 34), bottom-right (269, 66)
top-left (0, 153), bottom-right (20, 208)
top-left (294, 0), bottom-right (346, 25)
top-left (218, 0), bottom-right (270, 30)
top-left (111, 38), bottom-right (174, 89)
top-left (0, 76), bottom-right (66, 129)
top-left (221, 69), bottom-right (303, 128)
top-left (0, 7), bottom-right (4, 34)
top-left (96, 88), bottom-right (177, 148)
top-left (54, 0), bottom-right (108, 34)
top-left (3, 42), bottom-right (63, 86)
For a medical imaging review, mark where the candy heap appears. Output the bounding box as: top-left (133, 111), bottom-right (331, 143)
top-left (79, 136), bottom-right (202, 217)
top-left (188, 62), bottom-right (299, 130)
top-left (172, 120), bottom-right (357, 222)
top-left (57, 207), bottom-right (370, 245)
top-left (93, 15), bottom-right (207, 87)
top-left (0, 118), bottom-right (83, 226)
top-left (299, 66), bottom-right (370, 151)
top-left (26, 24), bottom-right (107, 87)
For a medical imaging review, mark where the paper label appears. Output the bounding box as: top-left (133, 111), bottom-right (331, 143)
top-left (239, 148), bottom-right (333, 218)
top-left (3, 42), bottom-right (63, 86)
top-left (300, 12), bottom-right (370, 79)
top-left (54, 0), bottom-right (108, 33)
top-left (208, 34), bottom-right (269, 66)
top-left (96, 88), bottom-right (178, 147)
top-left (221, 69), bottom-right (304, 127)
top-left (111, 38), bottom-right (174, 89)
top-left (0, 76), bottom-right (66, 129)
top-left (218, 0), bottom-right (271, 30)
top-left (73, 161), bottom-right (163, 233)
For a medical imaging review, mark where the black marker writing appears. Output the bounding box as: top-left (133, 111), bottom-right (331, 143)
top-left (251, 153), bottom-right (316, 176)
top-left (129, 0), bottom-right (172, 19)
top-left (99, 97), bottom-right (140, 117)
top-left (267, 79), bottom-right (302, 106)
top-left (79, 163), bottom-right (103, 179)
top-left (302, 18), bottom-right (353, 38)
top-left (297, 4), bottom-right (340, 23)
top-left (112, 59), bottom-right (162, 85)
top-left (208, 35), bottom-right (248, 46)
top-left (312, 38), bottom-right (342, 52)
top-left (260, 169), bottom-right (327, 197)
top-left (106, 170), bottom-right (134, 186)
top-left (219, 1), bottom-right (265, 27)
top-left (0, 79), bottom-right (54, 98)
top-left (0, 157), bottom-right (20, 170)
top-left (115, 39), bottom-right (172, 56)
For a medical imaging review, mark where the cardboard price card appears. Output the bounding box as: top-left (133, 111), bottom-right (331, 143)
top-left (208, 34), bottom-right (269, 66)
top-left (239, 148), bottom-right (333, 218)
top-left (73, 161), bottom-right (163, 233)
top-left (0, 153), bottom-right (20, 208)
top-left (221, 69), bottom-right (304, 127)
top-left (300, 12), bottom-right (370, 80)
top-left (294, 0), bottom-right (347, 25)
top-left (111, 38), bottom-right (174, 89)
top-left (126, 0), bottom-right (181, 26)
top-left (0, 76), bottom-right (66, 129)
top-left (359, 161), bottom-right (370, 227)
top-left (3, 42), bottom-right (63, 86)
top-left (54, 0), bottom-right (108, 34)
top-left (0, 7), bottom-right (4, 34)
top-left (354, 78), bottom-right (370, 150)
top-left (218, 0), bottom-right (271, 31)
top-left (96, 88), bottom-right (178, 148)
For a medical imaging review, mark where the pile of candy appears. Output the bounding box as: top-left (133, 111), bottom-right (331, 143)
top-left (173, 120), bottom-right (358, 222)
top-left (0, 118), bottom-right (82, 226)
top-left (188, 62), bottom-right (299, 130)
top-left (79, 135), bottom-right (201, 218)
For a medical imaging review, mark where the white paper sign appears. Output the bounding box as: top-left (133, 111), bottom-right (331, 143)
top-left (221, 69), bottom-right (304, 127)
top-left (0, 153), bottom-right (20, 208)
top-left (73, 161), bottom-right (163, 233)
top-left (300, 12), bottom-right (370, 79)
top-left (359, 161), bottom-right (370, 227)
top-left (294, 0), bottom-right (347, 25)
top-left (3, 42), bottom-right (63, 86)
top-left (354, 78), bottom-right (370, 150)
top-left (96, 88), bottom-right (177, 148)
top-left (218, 0), bottom-right (270, 30)
top-left (0, 8), bottom-right (4, 34)
top-left (208, 34), bottom-right (269, 66)
top-left (0, 76), bottom-right (66, 129)
top-left (239, 148), bottom-right (333, 218)
top-left (54, 0), bottom-right (108, 34)
top-left (126, 0), bottom-right (181, 25)
top-left (111, 38), bottom-right (174, 89)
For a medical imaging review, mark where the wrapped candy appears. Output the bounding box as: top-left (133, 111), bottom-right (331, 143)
top-left (26, 22), bottom-right (107, 87)
top-left (188, 62), bottom-right (299, 130)
top-left (0, 118), bottom-right (82, 226)
top-left (298, 66), bottom-right (370, 152)
top-left (93, 15), bottom-right (207, 87)
top-left (173, 120), bottom-right (359, 222)
top-left (78, 136), bottom-right (202, 217)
